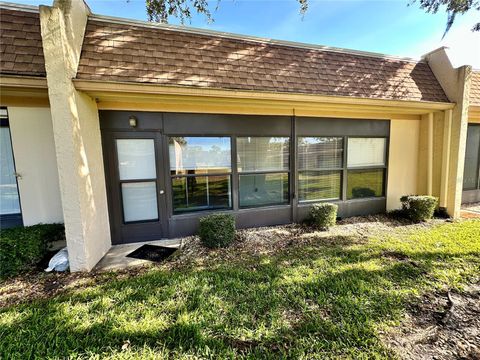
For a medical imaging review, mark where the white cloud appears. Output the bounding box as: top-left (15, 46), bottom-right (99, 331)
top-left (406, 11), bottom-right (480, 68)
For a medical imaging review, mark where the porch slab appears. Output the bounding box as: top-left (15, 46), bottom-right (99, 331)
top-left (95, 239), bottom-right (182, 272)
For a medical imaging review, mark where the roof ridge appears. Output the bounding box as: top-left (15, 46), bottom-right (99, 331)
top-left (0, 1), bottom-right (38, 13)
top-left (89, 13), bottom-right (424, 64)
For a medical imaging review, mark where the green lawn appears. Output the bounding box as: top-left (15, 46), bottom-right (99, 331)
top-left (1, 219), bottom-right (479, 359)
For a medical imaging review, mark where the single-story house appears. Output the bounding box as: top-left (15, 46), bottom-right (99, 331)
top-left (0, 0), bottom-right (479, 271)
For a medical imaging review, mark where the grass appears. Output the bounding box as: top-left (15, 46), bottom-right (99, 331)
top-left (1, 219), bottom-right (479, 359)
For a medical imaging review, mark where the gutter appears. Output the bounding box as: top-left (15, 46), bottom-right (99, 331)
top-left (0, 75), bottom-right (48, 89)
top-left (73, 79), bottom-right (455, 112)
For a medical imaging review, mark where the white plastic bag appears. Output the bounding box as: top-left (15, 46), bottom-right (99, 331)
top-left (45, 247), bottom-right (69, 272)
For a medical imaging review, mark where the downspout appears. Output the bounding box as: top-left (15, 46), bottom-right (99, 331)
top-left (427, 112), bottom-right (434, 195)
top-left (440, 109), bottom-right (452, 207)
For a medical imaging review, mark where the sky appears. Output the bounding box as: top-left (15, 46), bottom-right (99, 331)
top-left (11, 0), bottom-right (480, 68)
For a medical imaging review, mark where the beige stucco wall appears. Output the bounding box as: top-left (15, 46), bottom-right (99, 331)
top-left (8, 106), bottom-right (63, 225)
top-left (40, 0), bottom-right (111, 271)
top-left (424, 48), bottom-right (471, 217)
top-left (386, 119), bottom-right (420, 210)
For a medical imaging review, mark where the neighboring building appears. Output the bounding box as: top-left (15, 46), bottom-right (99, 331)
top-left (463, 71), bottom-right (480, 203)
top-left (0, 0), bottom-right (477, 271)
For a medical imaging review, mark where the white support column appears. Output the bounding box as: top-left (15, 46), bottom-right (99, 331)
top-left (40, 0), bottom-right (111, 271)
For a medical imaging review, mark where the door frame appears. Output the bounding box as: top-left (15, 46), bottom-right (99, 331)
top-left (102, 130), bottom-right (168, 244)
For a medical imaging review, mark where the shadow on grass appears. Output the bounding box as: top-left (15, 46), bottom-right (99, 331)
top-left (1, 232), bottom-right (479, 359)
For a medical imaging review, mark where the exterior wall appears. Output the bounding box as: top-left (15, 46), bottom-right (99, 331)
top-left (424, 48), bottom-right (471, 217)
top-left (386, 119), bottom-right (419, 210)
top-left (8, 106), bottom-right (63, 225)
top-left (101, 111), bottom-right (391, 243)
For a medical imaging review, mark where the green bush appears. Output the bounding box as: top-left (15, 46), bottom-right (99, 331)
top-left (0, 223), bottom-right (65, 279)
top-left (198, 213), bottom-right (235, 248)
top-left (310, 203), bottom-right (338, 230)
top-left (400, 195), bottom-right (438, 222)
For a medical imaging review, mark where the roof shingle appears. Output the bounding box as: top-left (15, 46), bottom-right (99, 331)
top-left (470, 71), bottom-right (480, 106)
top-left (77, 19), bottom-right (450, 103)
top-left (0, 8), bottom-right (45, 77)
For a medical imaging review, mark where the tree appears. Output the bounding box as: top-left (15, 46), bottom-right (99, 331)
top-left (144, 0), bottom-right (479, 36)
top-left (144, 0), bottom-right (308, 24)
top-left (411, 0), bottom-right (480, 36)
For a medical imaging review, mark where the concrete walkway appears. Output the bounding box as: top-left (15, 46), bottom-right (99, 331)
top-left (95, 239), bottom-right (182, 271)
top-left (461, 203), bottom-right (480, 219)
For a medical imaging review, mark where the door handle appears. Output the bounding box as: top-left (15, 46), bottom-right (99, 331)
top-left (14, 172), bottom-right (22, 179)
top-left (159, 190), bottom-right (165, 195)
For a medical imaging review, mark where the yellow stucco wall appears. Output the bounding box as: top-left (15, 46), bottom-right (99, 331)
top-left (387, 119), bottom-right (420, 210)
top-left (8, 106), bottom-right (64, 225)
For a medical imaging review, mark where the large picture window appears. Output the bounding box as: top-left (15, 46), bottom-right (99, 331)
top-left (237, 137), bottom-right (289, 208)
top-left (298, 137), bottom-right (343, 202)
top-left (169, 137), bottom-right (232, 213)
top-left (347, 137), bottom-right (386, 199)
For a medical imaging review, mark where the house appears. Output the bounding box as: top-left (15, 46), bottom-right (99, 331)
top-left (0, 0), bottom-right (478, 272)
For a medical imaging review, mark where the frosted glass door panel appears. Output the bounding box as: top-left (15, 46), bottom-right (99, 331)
top-left (347, 138), bottom-right (386, 168)
top-left (121, 182), bottom-right (158, 222)
top-left (0, 127), bottom-right (21, 215)
top-left (117, 139), bottom-right (156, 180)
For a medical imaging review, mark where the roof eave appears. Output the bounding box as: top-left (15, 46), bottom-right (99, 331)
top-left (73, 78), bottom-right (455, 113)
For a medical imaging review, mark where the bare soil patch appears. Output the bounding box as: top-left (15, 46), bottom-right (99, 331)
top-left (385, 284), bottom-right (480, 360)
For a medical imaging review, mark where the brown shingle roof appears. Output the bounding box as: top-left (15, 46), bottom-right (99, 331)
top-left (470, 71), bottom-right (480, 106)
top-left (77, 18), bottom-right (449, 103)
top-left (0, 8), bottom-right (45, 77)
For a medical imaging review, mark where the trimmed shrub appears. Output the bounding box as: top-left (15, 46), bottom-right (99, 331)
top-left (0, 223), bottom-right (65, 279)
top-left (310, 203), bottom-right (338, 230)
top-left (400, 195), bottom-right (438, 222)
top-left (198, 213), bottom-right (236, 248)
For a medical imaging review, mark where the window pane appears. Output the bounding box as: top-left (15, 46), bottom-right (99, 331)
top-left (463, 125), bottom-right (480, 190)
top-left (0, 127), bottom-right (21, 214)
top-left (347, 138), bottom-right (386, 168)
top-left (122, 182), bottom-right (158, 222)
top-left (172, 175), bottom-right (231, 213)
top-left (239, 173), bottom-right (289, 207)
top-left (299, 170), bottom-right (341, 201)
top-left (298, 137), bottom-right (343, 170)
top-left (117, 139), bottom-right (156, 180)
top-left (169, 137), bottom-right (231, 175)
top-left (237, 137), bottom-right (289, 172)
top-left (347, 169), bottom-right (384, 199)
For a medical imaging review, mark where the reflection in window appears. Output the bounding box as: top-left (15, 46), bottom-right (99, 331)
top-left (169, 137), bottom-right (232, 213)
top-left (172, 175), bottom-right (231, 214)
top-left (239, 173), bottom-right (289, 207)
top-left (169, 137), bottom-right (231, 175)
top-left (298, 137), bottom-right (343, 202)
top-left (0, 119), bottom-right (21, 215)
top-left (347, 169), bottom-right (384, 199)
top-left (346, 137), bottom-right (386, 200)
top-left (237, 137), bottom-right (290, 208)
top-left (463, 125), bottom-right (480, 190)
